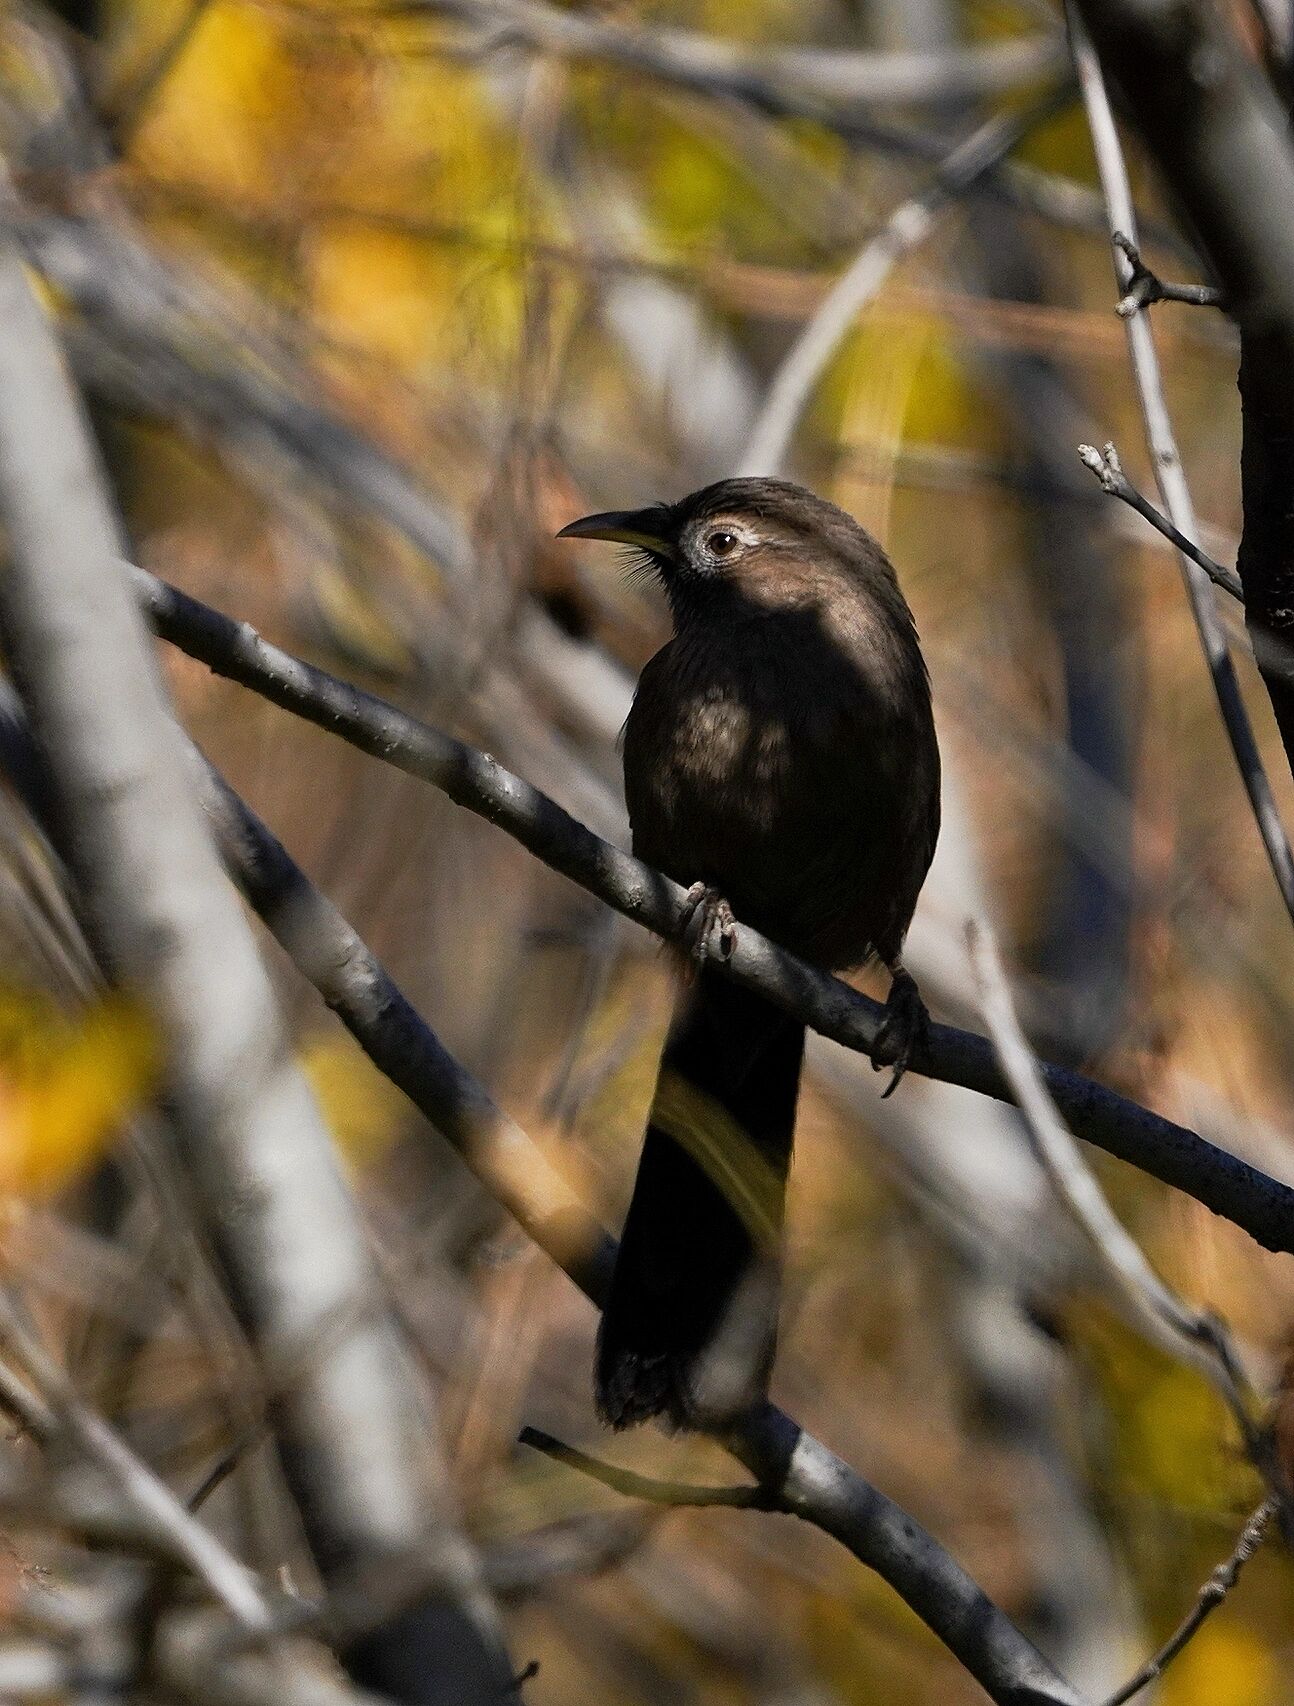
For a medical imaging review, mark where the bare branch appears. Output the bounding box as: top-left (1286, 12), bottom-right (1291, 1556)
top-left (1077, 442), bottom-right (1244, 600)
top-left (1067, 7), bottom-right (1294, 924)
top-left (0, 225), bottom-right (511, 1697)
top-left (966, 922), bottom-right (1263, 1442)
top-left (1103, 1501), bottom-right (1275, 1706)
top-left (740, 85), bottom-right (1072, 475)
top-left (135, 564), bottom-right (1294, 1261)
top-left (1111, 232), bottom-right (1226, 317)
top-left (1078, 443), bottom-right (1294, 695)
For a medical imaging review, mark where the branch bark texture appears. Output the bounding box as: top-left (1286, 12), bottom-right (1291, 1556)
top-left (191, 755), bottom-right (1089, 1706)
top-left (0, 241), bottom-right (511, 1702)
top-left (137, 567), bottom-right (1294, 1259)
top-left (0, 668), bottom-right (1090, 1704)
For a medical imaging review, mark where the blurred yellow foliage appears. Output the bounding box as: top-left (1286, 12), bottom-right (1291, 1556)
top-left (309, 224), bottom-right (443, 368)
top-left (299, 1029), bottom-right (409, 1170)
top-left (132, 2), bottom-right (293, 197)
top-left (0, 991), bottom-right (157, 1198)
top-left (834, 307), bottom-right (979, 540)
top-left (1158, 1622), bottom-right (1277, 1706)
top-left (1075, 1306), bottom-right (1256, 1513)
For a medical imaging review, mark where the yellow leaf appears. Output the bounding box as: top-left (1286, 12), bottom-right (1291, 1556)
top-left (299, 1031), bottom-right (407, 1171)
top-left (1158, 1623), bottom-right (1277, 1706)
top-left (130, 2), bottom-right (293, 197)
top-left (0, 992), bottom-right (158, 1198)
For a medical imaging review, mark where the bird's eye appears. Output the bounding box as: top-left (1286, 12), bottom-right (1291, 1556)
top-left (705, 529), bottom-right (739, 558)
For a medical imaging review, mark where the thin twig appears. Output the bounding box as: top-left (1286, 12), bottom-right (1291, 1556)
top-left (0, 1290), bottom-right (274, 1630)
top-left (518, 1428), bottom-right (776, 1509)
top-left (740, 82), bottom-right (1072, 475)
top-left (1079, 442), bottom-right (1294, 690)
top-left (1103, 1500), bottom-right (1274, 1706)
top-left (1068, 8), bottom-right (1294, 923)
top-left (966, 921), bottom-right (1263, 1454)
top-left (1078, 443), bottom-right (1243, 599)
top-left (188, 1434), bottom-right (261, 1514)
top-left (1111, 232), bottom-right (1226, 318)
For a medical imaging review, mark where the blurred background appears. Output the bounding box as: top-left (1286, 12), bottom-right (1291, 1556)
top-left (1, 0), bottom-right (1294, 1700)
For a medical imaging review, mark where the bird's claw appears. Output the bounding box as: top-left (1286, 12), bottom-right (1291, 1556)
top-left (870, 967), bottom-right (928, 1097)
top-left (680, 882), bottom-right (738, 963)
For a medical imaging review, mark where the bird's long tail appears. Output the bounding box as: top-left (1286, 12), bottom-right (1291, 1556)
top-left (595, 967), bottom-right (804, 1430)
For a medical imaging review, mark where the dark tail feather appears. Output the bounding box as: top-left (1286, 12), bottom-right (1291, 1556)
top-left (596, 968), bottom-right (804, 1430)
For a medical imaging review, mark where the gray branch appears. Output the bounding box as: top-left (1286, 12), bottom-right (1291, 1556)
top-left (192, 746), bottom-right (1088, 1705)
top-left (415, 0), bottom-right (1065, 118)
top-left (967, 923), bottom-right (1264, 1457)
top-left (740, 85), bottom-right (1072, 476)
top-left (1103, 1502), bottom-right (1275, 1706)
top-left (134, 564), bottom-right (1294, 1260)
top-left (0, 656), bottom-right (1089, 1704)
top-left (1077, 442), bottom-right (1244, 602)
top-left (0, 229), bottom-right (511, 1701)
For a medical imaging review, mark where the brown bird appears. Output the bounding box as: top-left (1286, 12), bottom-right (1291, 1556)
top-left (558, 477), bottom-right (940, 1430)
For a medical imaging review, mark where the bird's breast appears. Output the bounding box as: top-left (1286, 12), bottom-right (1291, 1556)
top-left (652, 684), bottom-right (794, 820)
top-left (622, 617), bottom-right (935, 967)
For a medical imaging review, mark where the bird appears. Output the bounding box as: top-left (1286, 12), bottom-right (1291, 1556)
top-left (557, 477), bottom-right (940, 1431)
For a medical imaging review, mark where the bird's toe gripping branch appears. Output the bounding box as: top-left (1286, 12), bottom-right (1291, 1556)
top-left (680, 882), bottom-right (739, 963)
top-left (870, 965), bottom-right (929, 1098)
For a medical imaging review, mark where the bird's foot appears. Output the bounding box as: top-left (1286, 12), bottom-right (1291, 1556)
top-left (680, 882), bottom-right (738, 963)
top-left (870, 965), bottom-right (928, 1097)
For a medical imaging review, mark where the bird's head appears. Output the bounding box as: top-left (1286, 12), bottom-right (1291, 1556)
top-left (557, 477), bottom-right (898, 623)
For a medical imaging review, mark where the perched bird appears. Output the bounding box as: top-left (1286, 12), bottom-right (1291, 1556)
top-left (558, 478), bottom-right (940, 1431)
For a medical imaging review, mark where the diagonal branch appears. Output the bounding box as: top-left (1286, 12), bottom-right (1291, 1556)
top-left (967, 923), bottom-right (1265, 1453)
top-left (0, 219), bottom-right (512, 1704)
top-left (134, 564), bottom-right (1294, 1259)
top-left (0, 685), bottom-right (1089, 1705)
top-left (1078, 442), bottom-right (1244, 602)
top-left (1079, 442), bottom-right (1294, 694)
top-left (190, 747), bottom-right (1090, 1706)
top-left (1103, 1501), bottom-right (1274, 1706)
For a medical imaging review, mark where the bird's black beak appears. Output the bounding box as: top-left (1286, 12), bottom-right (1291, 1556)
top-left (556, 507), bottom-right (680, 564)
